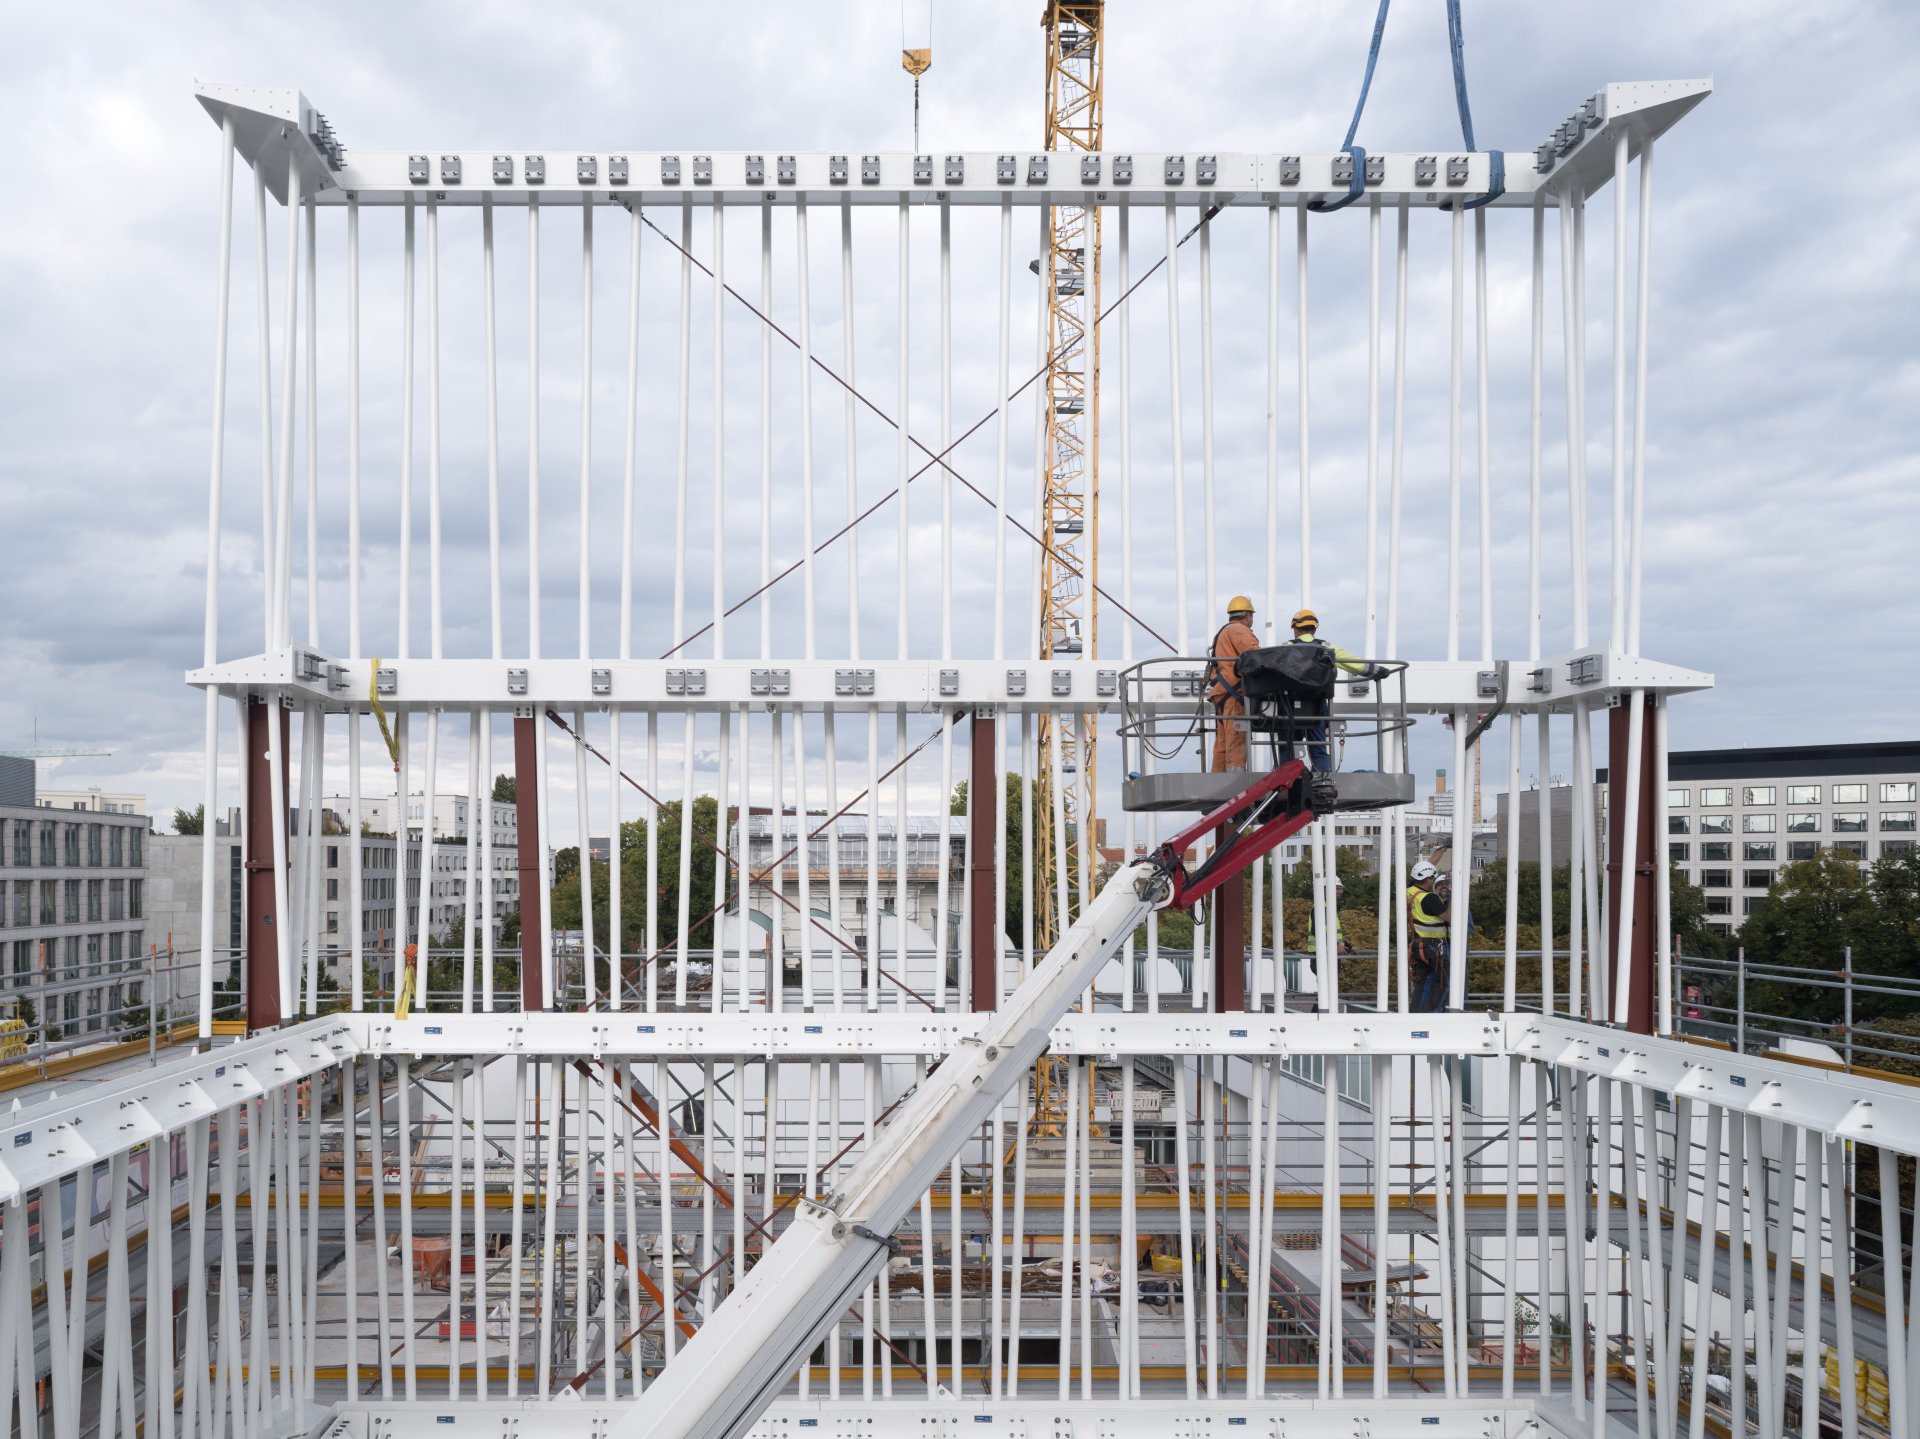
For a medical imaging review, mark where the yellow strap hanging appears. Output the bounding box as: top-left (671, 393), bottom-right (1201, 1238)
top-left (370, 659), bottom-right (401, 772)
top-left (395, 952), bottom-right (417, 1020)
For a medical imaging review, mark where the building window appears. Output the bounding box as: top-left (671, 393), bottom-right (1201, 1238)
top-left (1669, 843), bottom-right (1689, 863)
top-left (1785, 813), bottom-right (1819, 833)
top-left (1666, 787), bottom-right (1690, 807)
top-left (1743, 842), bottom-right (1776, 861)
top-left (1881, 811), bottom-right (1916, 832)
top-left (11, 886), bottom-right (27, 926)
top-left (1743, 898), bottom-right (1763, 916)
top-left (1743, 814), bottom-right (1777, 833)
top-left (1667, 815), bottom-right (1690, 835)
top-left (1700, 815), bottom-right (1733, 835)
top-left (1786, 784), bottom-right (1820, 805)
top-left (108, 828), bottom-right (123, 867)
top-left (326, 911), bottom-right (338, 934)
top-left (128, 879), bottom-right (142, 919)
top-left (1701, 869), bottom-right (1731, 889)
top-left (1833, 812), bottom-right (1867, 833)
top-left (86, 824), bottom-right (102, 865)
top-left (39, 823), bottom-right (56, 866)
top-left (39, 882), bottom-right (55, 925)
top-left (1834, 783), bottom-right (1867, 804)
top-left (1834, 840), bottom-right (1867, 859)
top-left (128, 828), bottom-right (141, 866)
top-left (1742, 786), bottom-right (1776, 806)
top-left (326, 844), bottom-right (339, 867)
top-left (63, 826), bottom-right (80, 865)
top-left (1885, 840), bottom-right (1916, 858)
top-left (1883, 782), bottom-right (1918, 804)
top-left (1701, 842), bottom-right (1732, 862)
top-left (1743, 869), bottom-right (1773, 890)
top-left (11, 825), bottom-right (29, 865)
top-left (62, 880), bottom-right (79, 923)
top-left (108, 932), bottom-right (123, 967)
top-left (1787, 841), bottom-right (1820, 861)
top-left (1700, 787), bottom-right (1733, 807)
top-left (1705, 895), bottom-right (1731, 916)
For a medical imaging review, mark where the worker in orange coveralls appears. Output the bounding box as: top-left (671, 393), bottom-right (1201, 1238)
top-left (1206, 596), bottom-right (1261, 771)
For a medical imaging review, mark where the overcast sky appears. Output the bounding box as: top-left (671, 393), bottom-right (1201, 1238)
top-left (2, 0), bottom-right (1916, 828)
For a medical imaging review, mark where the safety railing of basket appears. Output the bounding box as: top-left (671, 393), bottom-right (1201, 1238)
top-left (1115, 655), bottom-right (1413, 777)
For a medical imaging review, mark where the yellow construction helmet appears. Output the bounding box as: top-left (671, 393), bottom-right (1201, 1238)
top-left (1291, 607), bottom-right (1319, 629)
top-left (1227, 595), bottom-right (1254, 615)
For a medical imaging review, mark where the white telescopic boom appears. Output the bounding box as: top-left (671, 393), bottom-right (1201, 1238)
top-left (614, 859), bottom-right (1168, 1439)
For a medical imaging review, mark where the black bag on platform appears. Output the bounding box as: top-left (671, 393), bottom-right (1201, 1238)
top-left (1236, 644), bottom-right (1337, 705)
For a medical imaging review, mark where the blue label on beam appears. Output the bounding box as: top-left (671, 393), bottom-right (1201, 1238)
top-left (1230, 1028), bottom-right (1247, 1037)
top-left (1599, 1046), bottom-right (1611, 1057)
top-left (806, 1025), bottom-right (823, 1034)
top-left (425, 1026), bottom-right (442, 1035)
top-left (12, 1132), bottom-right (28, 1147)
top-left (1413, 1030), bottom-right (1429, 1039)
top-left (638, 1025), bottom-right (655, 1033)
top-left (1730, 1075), bottom-right (1747, 1087)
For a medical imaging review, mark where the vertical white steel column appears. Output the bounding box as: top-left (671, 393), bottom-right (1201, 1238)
top-left (1296, 206), bottom-right (1311, 603)
top-left (1610, 132), bottom-right (1630, 649)
top-left (508, 1056), bottom-right (528, 1398)
top-left (1629, 141), bottom-right (1656, 654)
top-left (528, 192), bottom-right (542, 660)
top-left (1199, 213), bottom-right (1217, 617)
top-left (1202, 1059), bottom-right (1220, 1395)
top-left (579, 199), bottom-right (593, 659)
top-left (1265, 199), bottom-right (1279, 647)
top-left (449, 1061), bottom-right (465, 1398)
top-left (993, 196), bottom-right (1011, 661)
top-left (252, 162), bottom-right (273, 655)
top-left (1165, 199), bottom-right (1189, 649)
top-left (1683, 1104), bottom-right (1725, 1439)
top-left (538, 1061), bottom-right (562, 1393)
top-left (1618, 1090), bottom-right (1653, 1436)
top-left (1877, 1145), bottom-right (1909, 1438)
top-left (271, 158), bottom-right (301, 651)
top-left (1388, 202), bottom-right (1410, 1012)
top-left (396, 1064), bottom-right (419, 1399)
top-left (199, 115), bottom-right (235, 1037)
top-left (1058, 1056), bottom-right (1079, 1399)
top-left (940, 199), bottom-right (953, 660)
top-left (1174, 1061), bottom-right (1197, 1398)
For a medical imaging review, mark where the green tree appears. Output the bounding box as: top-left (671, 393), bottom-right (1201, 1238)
top-left (1740, 849), bottom-right (1874, 1024)
top-left (492, 774), bottom-right (517, 804)
top-left (550, 796), bottom-right (726, 987)
top-left (172, 803), bottom-right (205, 836)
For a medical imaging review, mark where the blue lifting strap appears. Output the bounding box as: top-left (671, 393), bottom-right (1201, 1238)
top-left (1308, 0), bottom-right (1390, 214)
top-left (1446, 0), bottom-right (1506, 211)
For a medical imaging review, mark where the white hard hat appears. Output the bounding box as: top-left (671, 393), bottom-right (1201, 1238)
top-left (1411, 860), bottom-right (1437, 882)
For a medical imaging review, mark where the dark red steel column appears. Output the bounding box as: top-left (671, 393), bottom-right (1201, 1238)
top-left (243, 698), bottom-right (287, 1030)
top-left (514, 715), bottom-right (545, 1011)
top-left (968, 711), bottom-right (999, 1011)
top-left (1211, 822), bottom-right (1247, 1012)
top-left (1606, 695), bottom-right (1659, 1034)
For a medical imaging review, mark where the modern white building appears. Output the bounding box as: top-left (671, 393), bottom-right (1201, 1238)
top-left (1653, 739), bottom-right (1919, 937)
top-left (34, 786), bottom-right (147, 815)
top-left (0, 801), bottom-right (154, 1047)
top-left (327, 791), bottom-right (518, 849)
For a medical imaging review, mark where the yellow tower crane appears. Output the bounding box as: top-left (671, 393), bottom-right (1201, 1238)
top-left (1028, 0), bottom-right (1105, 1139)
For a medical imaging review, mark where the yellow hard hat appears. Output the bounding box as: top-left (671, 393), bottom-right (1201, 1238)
top-left (1227, 595), bottom-right (1254, 615)
top-left (1291, 607), bottom-right (1319, 629)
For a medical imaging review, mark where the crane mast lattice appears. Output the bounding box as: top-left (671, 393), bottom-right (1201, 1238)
top-left (1034, 1), bottom-right (1102, 952)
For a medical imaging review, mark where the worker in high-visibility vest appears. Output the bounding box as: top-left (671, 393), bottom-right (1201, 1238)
top-left (1205, 596), bottom-right (1261, 772)
top-left (1406, 860), bottom-right (1451, 1013)
top-left (1286, 608), bottom-right (1378, 773)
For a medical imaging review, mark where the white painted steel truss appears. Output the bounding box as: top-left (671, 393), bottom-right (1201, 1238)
top-left (2, 64), bottom-right (1900, 1439)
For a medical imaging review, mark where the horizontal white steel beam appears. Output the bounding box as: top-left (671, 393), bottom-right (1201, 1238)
top-left (1513, 1014), bottom-right (1920, 1156)
top-left (321, 1396), bottom-right (1543, 1438)
top-left (188, 648), bottom-right (1712, 714)
top-left (358, 1010), bottom-right (1506, 1060)
top-left (198, 79), bottom-right (1709, 210)
top-left (0, 1018), bottom-right (357, 1201)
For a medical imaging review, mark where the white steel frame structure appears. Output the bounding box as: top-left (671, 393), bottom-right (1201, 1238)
top-left (0, 73), bottom-right (1912, 1439)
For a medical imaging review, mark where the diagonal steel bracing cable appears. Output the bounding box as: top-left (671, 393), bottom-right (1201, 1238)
top-left (630, 201), bottom-right (1226, 660)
